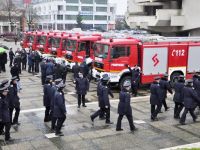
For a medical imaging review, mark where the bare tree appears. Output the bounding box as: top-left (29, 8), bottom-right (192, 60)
top-left (25, 4), bottom-right (40, 31)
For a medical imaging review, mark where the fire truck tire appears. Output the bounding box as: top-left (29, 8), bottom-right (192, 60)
top-left (119, 76), bottom-right (132, 90)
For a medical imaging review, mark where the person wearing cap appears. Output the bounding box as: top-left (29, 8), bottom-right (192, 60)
top-left (61, 60), bottom-right (68, 84)
top-left (13, 52), bottom-right (22, 74)
top-left (0, 83), bottom-right (13, 141)
top-left (43, 75), bottom-right (53, 122)
top-left (54, 63), bottom-right (63, 80)
top-left (193, 74), bottom-right (200, 113)
top-left (173, 75), bottom-right (185, 119)
top-left (45, 59), bottom-right (55, 77)
top-left (180, 79), bottom-right (200, 125)
top-left (80, 60), bottom-right (89, 79)
top-left (74, 72), bottom-right (89, 108)
top-left (125, 64), bottom-right (141, 97)
top-left (159, 74), bottom-right (173, 111)
top-left (72, 62), bottom-right (80, 81)
top-left (116, 80), bottom-right (136, 132)
top-left (50, 78), bottom-right (63, 131)
top-left (40, 58), bottom-right (47, 85)
top-left (53, 83), bottom-right (66, 136)
top-left (150, 76), bottom-right (162, 121)
top-left (7, 76), bottom-right (20, 125)
top-left (21, 49), bottom-right (27, 71)
top-left (91, 74), bottom-right (114, 124)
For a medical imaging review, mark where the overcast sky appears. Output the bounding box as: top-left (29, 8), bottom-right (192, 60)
top-left (109, 0), bottom-right (127, 15)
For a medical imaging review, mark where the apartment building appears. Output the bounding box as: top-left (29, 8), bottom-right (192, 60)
top-left (126, 0), bottom-right (200, 36)
top-left (33, 0), bottom-right (116, 31)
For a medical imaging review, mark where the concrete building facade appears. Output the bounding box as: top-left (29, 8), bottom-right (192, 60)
top-left (126, 0), bottom-right (200, 36)
top-left (33, 0), bottom-right (116, 31)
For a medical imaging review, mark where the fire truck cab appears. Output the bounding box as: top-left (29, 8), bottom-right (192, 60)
top-left (65, 35), bottom-right (101, 69)
top-left (92, 37), bottom-right (200, 87)
top-left (20, 31), bottom-right (35, 50)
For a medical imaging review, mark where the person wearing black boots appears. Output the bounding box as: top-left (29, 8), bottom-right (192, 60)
top-left (8, 76), bottom-right (20, 125)
top-left (53, 83), bottom-right (66, 136)
top-left (116, 81), bottom-right (136, 132)
top-left (43, 75), bottom-right (53, 122)
top-left (0, 83), bottom-right (13, 141)
top-left (180, 79), bottom-right (200, 125)
top-left (173, 75), bottom-right (185, 119)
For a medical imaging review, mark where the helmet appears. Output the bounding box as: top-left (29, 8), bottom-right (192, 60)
top-left (123, 80), bottom-right (131, 87)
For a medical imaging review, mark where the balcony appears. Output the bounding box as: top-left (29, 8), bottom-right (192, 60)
top-left (127, 9), bottom-right (184, 28)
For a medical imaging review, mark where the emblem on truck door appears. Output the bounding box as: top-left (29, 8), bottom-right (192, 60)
top-left (152, 53), bottom-right (159, 67)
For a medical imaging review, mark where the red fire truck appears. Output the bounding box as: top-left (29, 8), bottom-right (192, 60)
top-left (92, 37), bottom-right (200, 87)
top-left (20, 31), bottom-right (35, 49)
top-left (65, 35), bottom-right (101, 69)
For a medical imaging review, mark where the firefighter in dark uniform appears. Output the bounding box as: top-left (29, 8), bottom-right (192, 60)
top-left (150, 77), bottom-right (162, 121)
top-left (90, 74), bottom-right (109, 124)
top-left (8, 76), bottom-right (20, 125)
top-left (180, 79), bottom-right (200, 125)
top-left (173, 75), bottom-right (185, 119)
top-left (159, 74), bottom-right (173, 111)
top-left (40, 59), bottom-right (47, 85)
top-left (61, 61), bottom-right (68, 84)
top-left (74, 72), bottom-right (89, 108)
top-left (0, 83), bottom-right (13, 141)
top-left (53, 83), bottom-right (66, 136)
top-left (193, 74), bottom-right (200, 112)
top-left (116, 81), bottom-right (136, 132)
top-left (43, 75), bottom-right (53, 122)
top-left (72, 62), bottom-right (80, 81)
top-left (51, 78), bottom-right (63, 131)
top-left (125, 64), bottom-right (140, 97)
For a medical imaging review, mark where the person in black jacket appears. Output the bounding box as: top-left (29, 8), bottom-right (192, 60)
top-left (61, 61), bottom-right (68, 84)
top-left (0, 52), bottom-right (7, 72)
top-left (13, 53), bottom-right (22, 74)
top-left (50, 78), bottom-right (63, 132)
top-left (53, 83), bottom-right (66, 136)
top-left (125, 64), bottom-right (140, 97)
top-left (8, 76), bottom-right (20, 125)
top-left (10, 63), bottom-right (20, 80)
top-left (180, 79), bottom-right (200, 125)
top-left (150, 77), bottom-right (162, 121)
top-left (72, 62), bottom-right (80, 80)
top-left (54, 63), bottom-right (63, 80)
top-left (9, 48), bottom-right (15, 67)
top-left (80, 61), bottom-right (89, 78)
top-left (34, 51), bottom-right (41, 73)
top-left (0, 83), bottom-right (13, 141)
top-left (40, 59), bottom-right (47, 85)
top-left (159, 74), bottom-right (173, 111)
top-left (43, 75), bottom-right (53, 122)
top-left (75, 72), bottom-right (89, 108)
top-left (21, 49), bottom-right (27, 70)
top-left (116, 80), bottom-right (136, 132)
top-left (173, 75), bottom-right (185, 119)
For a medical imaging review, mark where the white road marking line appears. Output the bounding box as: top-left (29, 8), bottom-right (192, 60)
top-left (67, 92), bottom-right (75, 95)
top-left (45, 133), bottom-right (58, 138)
top-left (134, 120), bottom-right (146, 124)
top-left (160, 142), bottom-right (200, 150)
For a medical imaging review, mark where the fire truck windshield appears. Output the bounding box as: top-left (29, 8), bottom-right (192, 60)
top-left (94, 43), bottom-right (109, 59)
top-left (38, 36), bottom-right (46, 45)
top-left (51, 37), bottom-right (61, 48)
top-left (66, 40), bottom-right (77, 51)
top-left (27, 35), bottom-right (34, 43)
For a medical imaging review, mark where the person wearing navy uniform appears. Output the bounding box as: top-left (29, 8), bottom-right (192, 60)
top-left (53, 83), bottom-right (66, 136)
top-left (180, 79), bottom-right (200, 125)
top-left (159, 74), bottom-right (173, 111)
top-left (116, 81), bottom-right (136, 132)
top-left (0, 83), bottom-right (13, 141)
top-left (72, 62), bottom-right (80, 80)
top-left (8, 76), bottom-right (20, 125)
top-left (90, 74), bottom-right (110, 124)
top-left (173, 75), bottom-right (185, 119)
top-left (75, 72), bottom-right (89, 108)
top-left (51, 78), bottom-right (63, 131)
top-left (43, 75), bottom-right (53, 122)
top-left (40, 59), bottom-right (47, 85)
top-left (150, 77), bottom-right (162, 121)
top-left (193, 74), bottom-right (200, 111)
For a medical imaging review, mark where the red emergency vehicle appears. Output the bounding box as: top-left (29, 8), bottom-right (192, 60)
top-left (92, 37), bottom-right (200, 87)
top-left (65, 35), bottom-right (101, 68)
top-left (20, 31), bottom-right (35, 49)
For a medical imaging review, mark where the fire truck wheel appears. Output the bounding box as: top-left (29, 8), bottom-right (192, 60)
top-left (119, 76), bottom-right (132, 90)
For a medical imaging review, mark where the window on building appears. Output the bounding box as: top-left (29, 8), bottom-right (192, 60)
top-left (57, 24), bottom-right (64, 30)
top-left (82, 15), bottom-right (93, 20)
top-left (96, 7), bottom-right (107, 12)
top-left (94, 24), bottom-right (107, 30)
top-left (65, 0), bottom-right (79, 3)
top-left (58, 5), bottom-right (63, 11)
top-left (65, 24), bottom-right (76, 30)
top-left (57, 15), bottom-right (63, 20)
top-left (80, 0), bottom-right (93, 4)
top-left (144, 6), bottom-right (163, 16)
top-left (81, 6), bottom-right (93, 12)
top-left (110, 7), bottom-right (114, 13)
top-left (95, 15), bottom-right (107, 20)
top-left (111, 46), bottom-right (130, 59)
top-left (95, 0), bottom-right (107, 4)
top-left (66, 6), bottom-right (79, 11)
top-left (65, 15), bottom-right (77, 20)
